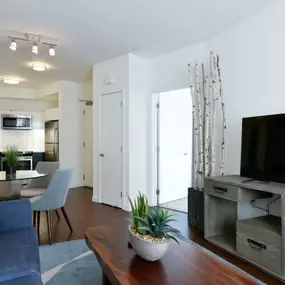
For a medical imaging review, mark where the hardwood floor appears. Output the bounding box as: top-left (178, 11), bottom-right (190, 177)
top-left (38, 187), bottom-right (283, 285)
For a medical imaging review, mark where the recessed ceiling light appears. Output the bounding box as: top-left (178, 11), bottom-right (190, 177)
top-left (31, 62), bottom-right (47, 72)
top-left (9, 39), bottom-right (17, 51)
top-left (32, 43), bottom-right (38, 54)
top-left (1, 77), bottom-right (20, 85)
top-left (49, 46), bottom-right (55, 56)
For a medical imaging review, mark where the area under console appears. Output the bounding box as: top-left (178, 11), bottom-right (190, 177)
top-left (205, 175), bottom-right (284, 280)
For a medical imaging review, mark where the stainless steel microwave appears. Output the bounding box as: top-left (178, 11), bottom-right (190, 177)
top-left (1, 114), bottom-right (32, 130)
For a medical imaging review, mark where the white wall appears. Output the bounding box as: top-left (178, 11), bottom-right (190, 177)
top-left (129, 54), bottom-right (150, 202)
top-left (38, 80), bottom-right (84, 188)
top-left (92, 48), bottom-right (207, 207)
top-left (93, 54), bottom-right (150, 209)
top-left (90, 1), bottom-right (285, 209)
top-left (201, 1), bottom-right (285, 216)
top-left (0, 86), bottom-right (35, 99)
top-left (149, 43), bottom-right (206, 93)
top-left (205, 0), bottom-right (284, 175)
top-left (58, 81), bottom-right (84, 188)
top-left (93, 55), bottom-right (130, 207)
top-left (44, 108), bottom-right (59, 122)
top-left (0, 98), bottom-right (56, 112)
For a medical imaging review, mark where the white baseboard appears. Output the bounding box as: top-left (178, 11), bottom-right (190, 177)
top-left (92, 196), bottom-right (99, 203)
top-left (70, 184), bottom-right (85, 189)
top-left (123, 204), bottom-right (131, 212)
top-left (85, 185), bottom-right (93, 189)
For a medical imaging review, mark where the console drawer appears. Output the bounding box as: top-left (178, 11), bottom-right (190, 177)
top-left (237, 233), bottom-right (281, 274)
top-left (204, 181), bottom-right (238, 201)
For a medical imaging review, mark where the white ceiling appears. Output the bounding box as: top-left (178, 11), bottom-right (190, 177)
top-left (0, 0), bottom-right (278, 88)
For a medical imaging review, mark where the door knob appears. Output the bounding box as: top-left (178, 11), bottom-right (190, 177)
top-left (99, 153), bottom-right (105, 157)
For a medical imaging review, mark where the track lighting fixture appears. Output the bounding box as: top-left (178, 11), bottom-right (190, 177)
top-left (9, 39), bottom-right (17, 51)
top-left (32, 43), bottom-right (38, 54)
top-left (49, 46), bottom-right (55, 56)
top-left (8, 34), bottom-right (57, 56)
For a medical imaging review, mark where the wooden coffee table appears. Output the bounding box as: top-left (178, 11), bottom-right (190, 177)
top-left (85, 222), bottom-right (258, 285)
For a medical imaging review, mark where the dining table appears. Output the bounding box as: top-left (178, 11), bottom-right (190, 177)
top-left (0, 170), bottom-right (48, 201)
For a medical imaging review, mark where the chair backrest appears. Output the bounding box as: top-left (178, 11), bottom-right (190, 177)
top-left (24, 161), bottom-right (60, 189)
top-left (36, 169), bottom-right (73, 210)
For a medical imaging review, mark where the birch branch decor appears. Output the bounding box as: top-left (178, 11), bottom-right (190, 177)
top-left (188, 63), bottom-right (199, 190)
top-left (188, 52), bottom-right (226, 191)
top-left (217, 55), bottom-right (226, 176)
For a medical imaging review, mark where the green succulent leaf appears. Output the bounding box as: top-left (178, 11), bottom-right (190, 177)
top-left (134, 216), bottom-right (148, 226)
top-left (129, 194), bottom-right (181, 242)
top-left (167, 234), bottom-right (180, 245)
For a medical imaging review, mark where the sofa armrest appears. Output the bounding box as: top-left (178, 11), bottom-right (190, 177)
top-left (0, 200), bottom-right (32, 232)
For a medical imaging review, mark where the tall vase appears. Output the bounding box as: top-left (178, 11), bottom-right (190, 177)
top-left (6, 166), bottom-right (16, 176)
top-left (188, 187), bottom-right (204, 230)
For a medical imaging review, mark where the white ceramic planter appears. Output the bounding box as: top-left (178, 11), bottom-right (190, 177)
top-left (129, 225), bottom-right (170, 262)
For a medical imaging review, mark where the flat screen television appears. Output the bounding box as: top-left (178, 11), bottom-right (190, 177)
top-left (241, 113), bottom-right (285, 183)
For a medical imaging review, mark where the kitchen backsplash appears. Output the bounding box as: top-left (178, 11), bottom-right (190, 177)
top-left (0, 111), bottom-right (45, 152)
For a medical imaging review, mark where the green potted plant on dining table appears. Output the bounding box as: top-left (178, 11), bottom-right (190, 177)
top-left (4, 145), bottom-right (19, 176)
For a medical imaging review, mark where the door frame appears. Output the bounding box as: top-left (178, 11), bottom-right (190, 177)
top-left (152, 93), bottom-right (160, 206)
top-left (81, 103), bottom-right (93, 188)
top-left (94, 90), bottom-right (126, 209)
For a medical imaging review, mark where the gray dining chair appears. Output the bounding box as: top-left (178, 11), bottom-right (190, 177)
top-left (30, 168), bottom-right (73, 245)
top-left (21, 161), bottom-right (60, 198)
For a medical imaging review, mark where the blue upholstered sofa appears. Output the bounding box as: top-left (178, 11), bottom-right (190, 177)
top-left (0, 200), bottom-right (42, 285)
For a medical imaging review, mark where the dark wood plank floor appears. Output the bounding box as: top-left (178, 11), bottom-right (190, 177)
top-left (38, 187), bottom-right (283, 285)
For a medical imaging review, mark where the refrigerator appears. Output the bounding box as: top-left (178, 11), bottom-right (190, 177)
top-left (45, 120), bottom-right (59, 161)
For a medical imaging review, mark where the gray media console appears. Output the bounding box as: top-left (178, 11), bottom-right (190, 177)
top-left (204, 175), bottom-right (284, 280)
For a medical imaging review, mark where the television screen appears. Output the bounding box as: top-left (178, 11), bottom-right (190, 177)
top-left (241, 113), bottom-right (285, 183)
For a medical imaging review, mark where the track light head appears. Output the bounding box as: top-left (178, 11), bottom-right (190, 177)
top-left (32, 43), bottom-right (38, 54)
top-left (49, 46), bottom-right (55, 56)
top-left (9, 39), bottom-right (17, 51)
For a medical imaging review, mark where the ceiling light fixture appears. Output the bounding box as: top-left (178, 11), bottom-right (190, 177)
top-left (8, 34), bottom-right (57, 56)
top-left (31, 62), bottom-right (47, 72)
top-left (9, 39), bottom-right (17, 51)
top-left (1, 77), bottom-right (20, 85)
top-left (49, 46), bottom-right (55, 56)
top-left (32, 43), bottom-right (38, 54)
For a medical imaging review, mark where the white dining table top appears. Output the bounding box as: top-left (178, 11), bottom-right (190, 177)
top-left (0, 170), bottom-right (48, 181)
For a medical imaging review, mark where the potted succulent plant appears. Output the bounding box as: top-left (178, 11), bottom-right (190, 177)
top-left (4, 145), bottom-right (19, 176)
top-left (129, 193), bottom-right (181, 261)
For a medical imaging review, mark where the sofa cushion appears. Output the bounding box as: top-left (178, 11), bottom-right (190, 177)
top-left (0, 227), bottom-right (41, 283)
top-left (0, 274), bottom-right (42, 285)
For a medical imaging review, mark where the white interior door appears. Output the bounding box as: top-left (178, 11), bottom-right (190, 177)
top-left (100, 92), bottom-right (123, 207)
top-left (158, 88), bottom-right (192, 204)
top-left (83, 105), bottom-right (93, 187)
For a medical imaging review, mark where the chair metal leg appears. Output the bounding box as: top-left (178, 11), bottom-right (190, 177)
top-left (33, 211), bottom-right (36, 227)
top-left (46, 211), bottom-right (52, 245)
top-left (61, 207), bottom-right (73, 233)
top-left (55, 209), bottom-right (60, 220)
top-left (37, 212), bottom-right (41, 243)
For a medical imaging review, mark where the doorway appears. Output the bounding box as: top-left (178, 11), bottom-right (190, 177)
top-left (99, 91), bottom-right (123, 208)
top-left (155, 88), bottom-right (192, 212)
